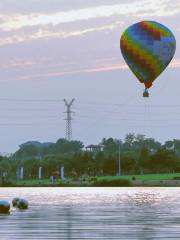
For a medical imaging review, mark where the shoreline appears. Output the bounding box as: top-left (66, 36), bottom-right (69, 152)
top-left (1, 179), bottom-right (180, 187)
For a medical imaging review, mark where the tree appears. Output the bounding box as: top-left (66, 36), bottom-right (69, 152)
top-left (15, 144), bottom-right (39, 159)
top-left (101, 138), bottom-right (120, 155)
top-left (55, 139), bottom-right (84, 154)
top-left (125, 133), bottom-right (135, 145)
top-left (164, 140), bottom-right (174, 150)
top-left (138, 148), bottom-right (150, 174)
top-left (149, 149), bottom-right (177, 172)
top-left (121, 151), bottom-right (137, 174)
top-left (123, 133), bottom-right (135, 150)
top-left (94, 152), bottom-right (105, 175)
top-left (103, 155), bottom-right (116, 175)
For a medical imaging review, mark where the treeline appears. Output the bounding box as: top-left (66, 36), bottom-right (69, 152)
top-left (1, 134), bottom-right (180, 180)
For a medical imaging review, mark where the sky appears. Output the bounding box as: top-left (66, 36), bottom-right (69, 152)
top-left (0, 0), bottom-right (180, 153)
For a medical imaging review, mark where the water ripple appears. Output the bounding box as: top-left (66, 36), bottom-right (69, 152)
top-left (0, 187), bottom-right (180, 239)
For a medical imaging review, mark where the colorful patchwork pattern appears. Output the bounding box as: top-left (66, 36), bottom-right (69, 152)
top-left (120, 21), bottom-right (176, 88)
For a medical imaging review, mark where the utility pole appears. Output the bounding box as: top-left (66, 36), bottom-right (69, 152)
top-left (63, 99), bottom-right (75, 141)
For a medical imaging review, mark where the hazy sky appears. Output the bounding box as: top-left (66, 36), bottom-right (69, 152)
top-left (0, 0), bottom-right (180, 153)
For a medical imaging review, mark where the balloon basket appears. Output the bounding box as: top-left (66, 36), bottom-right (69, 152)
top-left (143, 90), bottom-right (149, 98)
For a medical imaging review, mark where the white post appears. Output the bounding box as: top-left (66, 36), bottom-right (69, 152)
top-left (38, 166), bottom-right (42, 179)
top-left (20, 167), bottom-right (24, 180)
top-left (61, 166), bottom-right (64, 180)
top-left (38, 154), bottom-right (42, 180)
top-left (118, 142), bottom-right (121, 176)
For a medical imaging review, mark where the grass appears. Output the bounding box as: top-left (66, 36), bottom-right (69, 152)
top-left (2, 173), bottom-right (180, 187)
top-left (97, 173), bottom-right (180, 181)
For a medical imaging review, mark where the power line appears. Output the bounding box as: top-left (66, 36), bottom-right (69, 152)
top-left (0, 98), bottom-right (60, 102)
top-left (2, 97), bottom-right (180, 108)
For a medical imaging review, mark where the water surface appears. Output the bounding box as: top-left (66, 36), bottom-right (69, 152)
top-left (0, 187), bottom-right (180, 239)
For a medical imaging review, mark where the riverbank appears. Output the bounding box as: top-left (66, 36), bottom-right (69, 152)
top-left (1, 173), bottom-right (180, 187)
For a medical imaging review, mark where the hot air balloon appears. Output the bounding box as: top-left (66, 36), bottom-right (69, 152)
top-left (120, 21), bottom-right (176, 97)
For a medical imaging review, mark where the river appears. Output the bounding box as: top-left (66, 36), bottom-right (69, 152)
top-left (0, 187), bottom-right (180, 239)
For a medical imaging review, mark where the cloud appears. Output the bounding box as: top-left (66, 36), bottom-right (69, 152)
top-left (0, 21), bottom-right (123, 46)
top-left (0, 58), bottom-right (48, 69)
top-left (0, 0), bottom-right (179, 46)
top-left (8, 58), bottom-right (180, 82)
top-left (0, 0), bottom-right (179, 31)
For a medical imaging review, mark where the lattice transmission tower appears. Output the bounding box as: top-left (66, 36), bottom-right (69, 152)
top-left (63, 99), bottom-right (75, 141)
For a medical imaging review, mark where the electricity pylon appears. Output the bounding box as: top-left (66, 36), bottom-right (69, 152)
top-left (63, 99), bottom-right (75, 141)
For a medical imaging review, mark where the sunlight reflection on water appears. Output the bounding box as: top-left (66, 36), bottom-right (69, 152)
top-left (0, 187), bottom-right (180, 239)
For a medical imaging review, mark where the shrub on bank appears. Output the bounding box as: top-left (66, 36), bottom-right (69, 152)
top-left (173, 177), bottom-right (180, 180)
top-left (93, 179), bottom-right (131, 187)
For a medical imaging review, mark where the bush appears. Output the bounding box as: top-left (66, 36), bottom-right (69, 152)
top-left (93, 179), bottom-right (131, 187)
top-left (132, 176), bottom-right (136, 180)
top-left (173, 177), bottom-right (180, 180)
top-left (0, 181), bottom-right (14, 187)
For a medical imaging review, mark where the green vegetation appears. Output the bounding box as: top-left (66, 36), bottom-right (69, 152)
top-left (4, 173), bottom-right (180, 187)
top-left (93, 179), bottom-right (131, 187)
top-left (97, 173), bottom-right (180, 181)
top-left (1, 134), bottom-right (180, 186)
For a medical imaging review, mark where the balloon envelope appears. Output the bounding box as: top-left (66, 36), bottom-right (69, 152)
top-left (120, 21), bottom-right (176, 89)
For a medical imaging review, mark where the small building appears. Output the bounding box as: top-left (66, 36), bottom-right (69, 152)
top-left (86, 144), bottom-right (103, 153)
